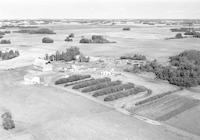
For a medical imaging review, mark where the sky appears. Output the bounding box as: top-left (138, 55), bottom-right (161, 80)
top-left (0, 0), bottom-right (199, 19)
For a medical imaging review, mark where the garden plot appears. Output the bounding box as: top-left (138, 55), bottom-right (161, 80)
top-left (55, 74), bottom-right (151, 108)
top-left (131, 94), bottom-right (200, 121)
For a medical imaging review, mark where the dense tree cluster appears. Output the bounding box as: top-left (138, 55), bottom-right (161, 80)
top-left (0, 50), bottom-right (19, 60)
top-left (125, 50), bottom-right (200, 87)
top-left (80, 35), bottom-right (116, 44)
top-left (120, 54), bottom-right (146, 60)
top-left (45, 46), bottom-right (80, 62)
top-left (0, 39), bottom-right (11, 44)
top-left (42, 37), bottom-right (54, 43)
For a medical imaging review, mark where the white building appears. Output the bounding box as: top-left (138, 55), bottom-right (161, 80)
top-left (33, 58), bottom-right (53, 72)
top-left (24, 74), bottom-right (40, 85)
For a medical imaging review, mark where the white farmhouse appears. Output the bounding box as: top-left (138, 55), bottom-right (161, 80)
top-left (33, 58), bottom-right (53, 72)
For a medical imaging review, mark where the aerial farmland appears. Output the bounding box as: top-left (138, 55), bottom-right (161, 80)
top-left (0, 17), bottom-right (200, 140)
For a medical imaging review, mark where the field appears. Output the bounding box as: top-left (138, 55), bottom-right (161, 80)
top-left (1, 24), bottom-right (200, 70)
top-left (132, 94), bottom-right (199, 121)
top-left (0, 67), bottom-right (195, 140)
top-left (0, 22), bottom-right (200, 139)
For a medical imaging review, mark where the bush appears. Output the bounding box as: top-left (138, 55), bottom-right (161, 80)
top-left (1, 112), bottom-right (15, 130)
top-left (0, 40), bottom-right (11, 44)
top-left (72, 77), bottom-right (111, 89)
top-left (81, 80), bottom-right (122, 93)
top-left (92, 83), bottom-right (135, 97)
top-left (55, 75), bottom-right (91, 85)
top-left (65, 37), bottom-right (73, 42)
top-left (104, 87), bottom-right (147, 101)
top-left (175, 33), bottom-right (183, 39)
top-left (42, 37), bottom-right (54, 43)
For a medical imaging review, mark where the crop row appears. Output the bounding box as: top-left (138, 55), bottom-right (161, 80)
top-left (64, 78), bottom-right (94, 87)
top-left (134, 89), bottom-right (180, 106)
top-left (81, 80), bottom-right (122, 93)
top-left (72, 77), bottom-right (111, 89)
top-left (92, 83), bottom-right (135, 97)
top-left (55, 75), bottom-right (91, 85)
top-left (104, 87), bottom-right (147, 102)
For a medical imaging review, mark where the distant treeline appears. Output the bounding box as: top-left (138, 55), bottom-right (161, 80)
top-left (14, 28), bottom-right (56, 34)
